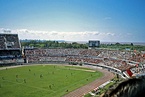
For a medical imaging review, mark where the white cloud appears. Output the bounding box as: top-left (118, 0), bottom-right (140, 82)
top-left (0, 28), bottom-right (133, 42)
top-left (0, 28), bottom-right (12, 33)
top-left (106, 32), bottom-right (115, 36)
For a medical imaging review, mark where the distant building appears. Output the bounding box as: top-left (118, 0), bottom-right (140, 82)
top-left (88, 40), bottom-right (100, 49)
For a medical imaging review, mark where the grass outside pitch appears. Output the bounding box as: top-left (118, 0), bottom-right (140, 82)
top-left (0, 64), bottom-right (103, 97)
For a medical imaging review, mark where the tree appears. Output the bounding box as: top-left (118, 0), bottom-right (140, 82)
top-left (115, 42), bottom-right (120, 45)
top-left (131, 43), bottom-right (134, 46)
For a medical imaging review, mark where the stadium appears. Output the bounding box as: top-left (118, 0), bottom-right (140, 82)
top-left (0, 33), bottom-right (145, 97)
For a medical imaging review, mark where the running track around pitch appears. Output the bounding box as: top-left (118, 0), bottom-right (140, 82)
top-left (63, 68), bottom-right (114, 97)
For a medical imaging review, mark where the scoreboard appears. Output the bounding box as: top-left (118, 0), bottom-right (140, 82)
top-left (88, 40), bottom-right (100, 47)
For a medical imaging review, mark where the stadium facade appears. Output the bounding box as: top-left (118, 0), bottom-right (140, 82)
top-left (0, 33), bottom-right (24, 65)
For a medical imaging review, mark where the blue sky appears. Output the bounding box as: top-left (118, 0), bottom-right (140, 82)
top-left (0, 0), bottom-right (145, 42)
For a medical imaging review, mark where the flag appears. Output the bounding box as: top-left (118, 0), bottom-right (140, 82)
top-left (126, 69), bottom-right (133, 77)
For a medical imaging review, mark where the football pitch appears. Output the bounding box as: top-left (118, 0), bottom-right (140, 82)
top-left (0, 64), bottom-right (103, 97)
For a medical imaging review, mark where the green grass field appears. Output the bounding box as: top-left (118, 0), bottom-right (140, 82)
top-left (0, 64), bottom-right (103, 97)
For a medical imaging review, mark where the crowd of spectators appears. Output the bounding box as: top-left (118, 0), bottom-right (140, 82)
top-left (98, 50), bottom-right (133, 60)
top-left (24, 49), bottom-right (102, 63)
top-left (66, 56), bottom-right (102, 64)
top-left (25, 49), bottom-right (101, 57)
top-left (0, 36), bottom-right (5, 49)
top-left (24, 48), bottom-right (145, 74)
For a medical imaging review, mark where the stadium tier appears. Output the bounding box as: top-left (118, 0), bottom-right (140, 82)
top-left (0, 33), bottom-right (21, 50)
top-left (0, 33), bottom-right (23, 65)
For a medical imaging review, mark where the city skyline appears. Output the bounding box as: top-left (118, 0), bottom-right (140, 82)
top-left (0, 0), bottom-right (145, 42)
